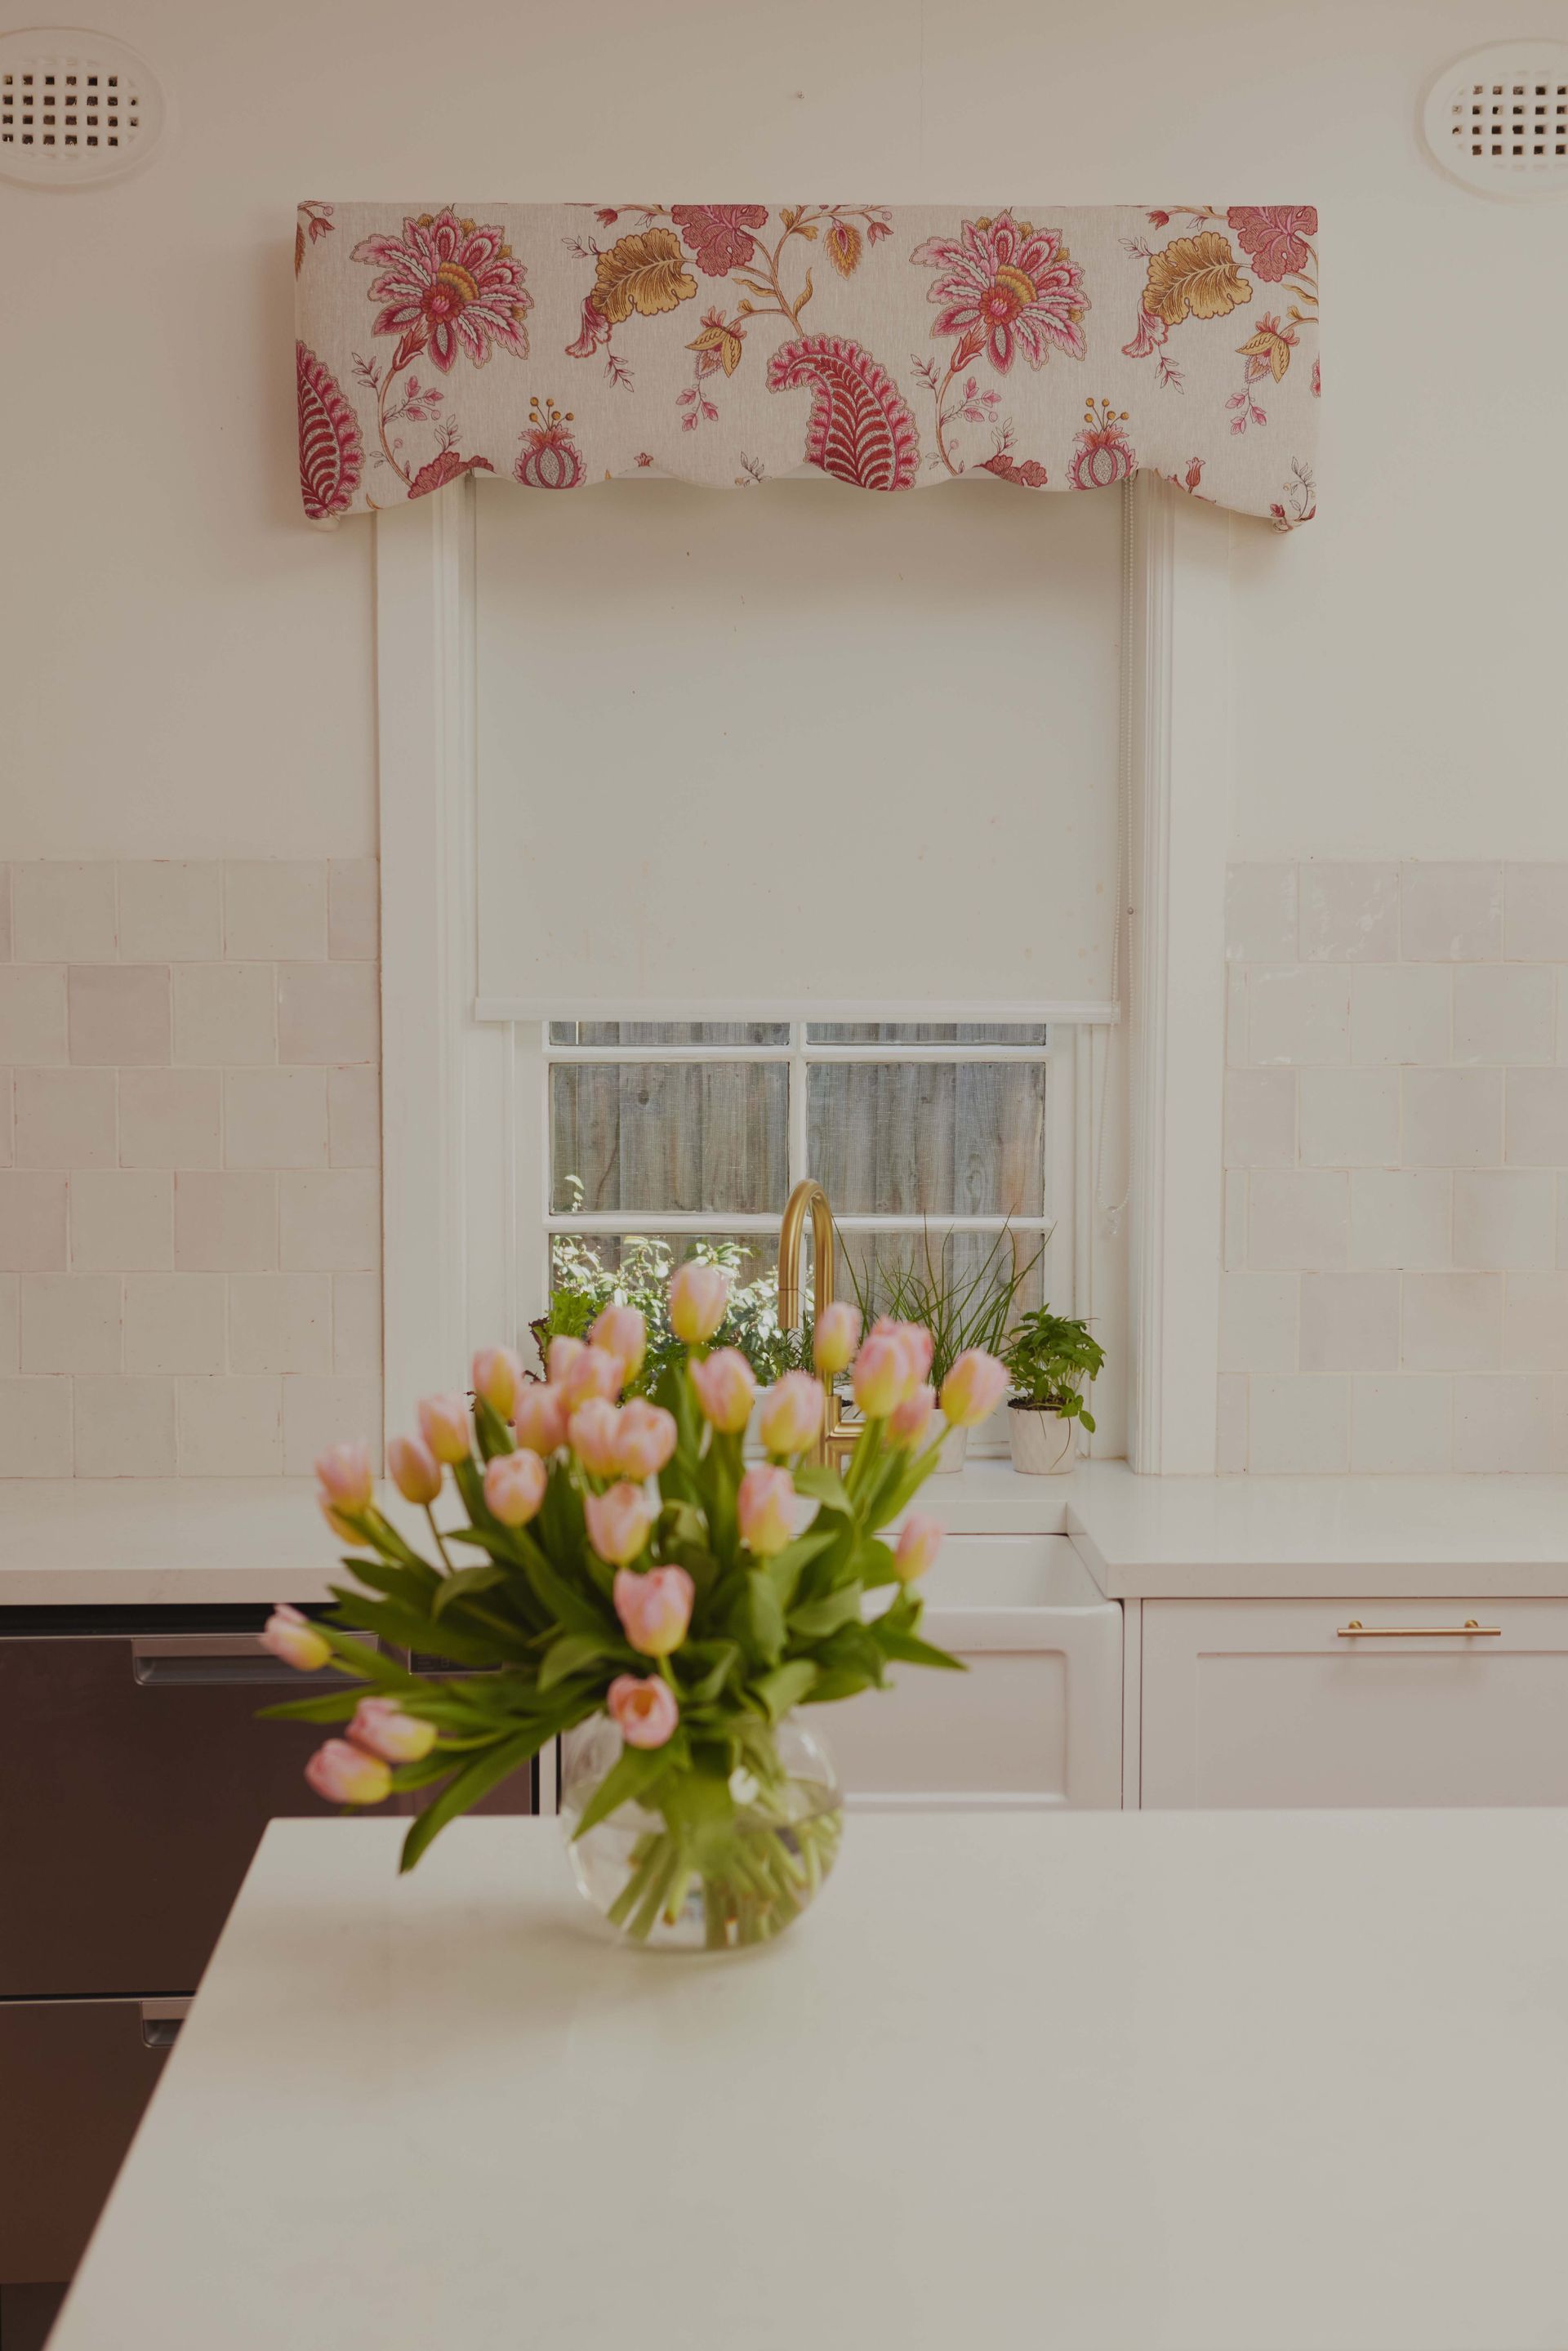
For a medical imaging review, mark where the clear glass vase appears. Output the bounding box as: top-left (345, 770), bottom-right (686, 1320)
top-left (559, 1712), bottom-right (843, 1954)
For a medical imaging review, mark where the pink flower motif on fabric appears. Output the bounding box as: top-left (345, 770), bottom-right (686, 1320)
top-left (911, 213), bottom-right (1090, 373)
top-left (351, 210), bottom-right (532, 372)
top-left (1225, 206), bottom-right (1318, 285)
top-left (670, 204), bottom-right (769, 277)
top-left (296, 343), bottom-right (363, 520)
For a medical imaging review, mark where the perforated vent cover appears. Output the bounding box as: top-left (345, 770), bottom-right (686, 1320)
top-left (0, 26), bottom-right (164, 187)
top-left (1421, 42), bottom-right (1568, 198)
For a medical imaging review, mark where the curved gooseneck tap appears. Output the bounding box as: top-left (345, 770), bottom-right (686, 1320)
top-left (777, 1179), bottom-right (855, 1468)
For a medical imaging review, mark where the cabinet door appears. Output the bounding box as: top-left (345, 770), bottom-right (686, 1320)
top-left (1142, 1597), bottom-right (1568, 1808)
top-left (0, 2000), bottom-right (175, 2281)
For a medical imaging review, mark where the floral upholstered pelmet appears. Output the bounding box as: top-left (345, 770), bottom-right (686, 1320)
top-left (294, 202), bottom-right (1320, 527)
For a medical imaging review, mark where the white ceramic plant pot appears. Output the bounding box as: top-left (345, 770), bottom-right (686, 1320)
top-left (929, 1419), bottom-right (969, 1475)
top-left (1007, 1405), bottom-right (1076, 1476)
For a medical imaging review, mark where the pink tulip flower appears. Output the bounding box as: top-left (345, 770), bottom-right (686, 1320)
top-left (546, 1334), bottom-right (586, 1384)
top-left (589, 1302), bottom-right (647, 1383)
top-left (938, 1348), bottom-right (1009, 1429)
top-left (349, 1697), bottom-right (437, 1765)
top-left (556, 1345), bottom-right (624, 1411)
top-left (852, 1332), bottom-right (920, 1420)
top-left (871, 1316), bottom-right (935, 1382)
top-left (305, 1738), bottom-right (392, 1806)
top-left (585, 1482), bottom-right (656, 1567)
top-left (608, 1673), bottom-right (679, 1751)
top-left (471, 1346), bottom-right (523, 1420)
top-left (893, 1514), bottom-right (943, 1583)
top-left (386, 1434), bottom-right (443, 1506)
top-left (417, 1392), bottom-right (471, 1465)
top-left (615, 1398), bottom-right (678, 1481)
top-left (888, 1383), bottom-right (938, 1450)
top-left (259, 1604), bottom-right (332, 1672)
top-left (737, 1464), bottom-right (796, 1557)
top-left (483, 1449), bottom-right (547, 1529)
top-left (568, 1396), bottom-right (624, 1478)
top-left (757, 1370), bottom-right (825, 1458)
top-left (812, 1300), bottom-right (862, 1378)
top-left (314, 1440), bottom-right (373, 1515)
top-left (612, 1564), bottom-right (695, 1656)
top-left (513, 1383), bottom-right (568, 1456)
top-left (319, 1499), bottom-right (367, 1547)
top-left (688, 1347), bottom-right (756, 1433)
top-left (669, 1258), bottom-right (730, 1344)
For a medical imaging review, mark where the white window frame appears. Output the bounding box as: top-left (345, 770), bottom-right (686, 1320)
top-left (373, 474), bottom-right (1230, 1472)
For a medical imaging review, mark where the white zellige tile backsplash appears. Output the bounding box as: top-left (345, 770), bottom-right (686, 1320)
top-left (0, 861), bottom-right (381, 1476)
top-left (1223, 860), bottom-right (1568, 1472)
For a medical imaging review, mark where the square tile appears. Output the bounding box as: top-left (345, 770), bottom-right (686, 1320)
top-left (327, 1065), bottom-right (380, 1168)
top-left (173, 964), bottom-right (276, 1066)
top-left (279, 1169), bottom-right (380, 1271)
top-left (0, 967), bottom-right (69, 1066)
top-left (1299, 1270), bottom-right (1399, 1374)
top-left (119, 1068), bottom-right (222, 1169)
top-left (224, 1067), bottom-right (329, 1170)
top-left (1349, 1171), bottom-right (1450, 1270)
top-left (1298, 1069), bottom-right (1399, 1169)
top-left (1351, 1377), bottom-right (1451, 1474)
top-left (176, 1375), bottom-right (283, 1474)
top-left (1503, 864), bottom-right (1568, 962)
top-left (12, 863), bottom-right (117, 962)
top-left (73, 1374), bottom-right (176, 1476)
top-left (1451, 1376), bottom-right (1567, 1472)
top-left (0, 1378), bottom-right (73, 1475)
top-left (20, 1273), bottom-right (120, 1374)
top-left (1349, 965), bottom-right (1450, 1066)
top-left (124, 1273), bottom-right (227, 1374)
top-left (1248, 1170), bottom-right (1348, 1271)
top-left (1223, 1069), bottom-right (1295, 1169)
top-left (224, 862), bottom-right (328, 960)
top-left (117, 862), bottom-right (222, 962)
top-left (282, 1374), bottom-right (383, 1476)
top-left (1245, 967), bottom-right (1350, 1067)
top-left (328, 861), bottom-right (379, 960)
top-left (1218, 1271), bottom-right (1298, 1374)
top-left (1224, 864), bottom-right (1297, 962)
top-left (14, 1069), bottom-right (117, 1169)
top-left (0, 1171), bottom-right (69, 1271)
top-left (70, 1170), bottom-right (173, 1271)
top-left (1402, 1272), bottom-right (1502, 1372)
top-left (1248, 1376), bottom-right (1349, 1473)
top-left (229, 1273), bottom-right (332, 1375)
top-left (1453, 1171), bottom-right (1555, 1271)
top-left (1506, 1069), bottom-right (1568, 1167)
top-left (174, 1172), bottom-right (277, 1272)
top-left (1298, 865), bottom-right (1399, 962)
top-left (276, 964), bottom-right (380, 1066)
top-left (332, 1271), bottom-right (381, 1374)
top-left (1399, 863), bottom-right (1502, 962)
top-left (69, 965), bottom-right (171, 1067)
top-left (1453, 965), bottom-right (1553, 1066)
top-left (1503, 1273), bottom-right (1568, 1374)
top-left (1402, 1069), bottom-right (1502, 1169)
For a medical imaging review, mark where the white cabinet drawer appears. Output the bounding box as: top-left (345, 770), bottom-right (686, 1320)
top-left (831, 1536), bottom-right (1123, 1810)
top-left (1142, 1596), bottom-right (1568, 1809)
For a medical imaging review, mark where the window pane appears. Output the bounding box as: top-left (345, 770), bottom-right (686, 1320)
top-left (836, 1227), bottom-right (1047, 1343)
top-left (806, 1022), bottom-right (1048, 1044)
top-left (808, 1062), bottom-right (1045, 1216)
top-left (543, 1233), bottom-right (791, 1379)
top-left (549, 1022), bottom-right (789, 1046)
top-left (551, 1062), bottom-right (786, 1213)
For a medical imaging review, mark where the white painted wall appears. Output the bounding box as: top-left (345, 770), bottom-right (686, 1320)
top-left (8, 0), bottom-right (1559, 862)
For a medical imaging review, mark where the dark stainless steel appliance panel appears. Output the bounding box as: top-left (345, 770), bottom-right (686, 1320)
top-left (0, 2000), bottom-right (177, 2281)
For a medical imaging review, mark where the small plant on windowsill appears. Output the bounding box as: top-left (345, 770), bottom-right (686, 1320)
top-left (846, 1225), bottom-right (1045, 1472)
top-left (1001, 1308), bottom-right (1106, 1478)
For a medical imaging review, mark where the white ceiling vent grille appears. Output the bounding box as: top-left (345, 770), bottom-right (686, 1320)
top-left (1421, 42), bottom-right (1568, 198)
top-left (0, 27), bottom-right (165, 188)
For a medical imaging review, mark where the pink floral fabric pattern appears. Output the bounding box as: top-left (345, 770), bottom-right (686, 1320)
top-left (294, 201), bottom-right (1319, 522)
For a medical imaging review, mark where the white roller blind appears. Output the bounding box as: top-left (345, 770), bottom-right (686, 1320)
top-left (474, 476), bottom-right (1120, 1022)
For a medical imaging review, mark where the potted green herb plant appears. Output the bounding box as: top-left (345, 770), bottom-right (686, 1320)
top-left (1001, 1307), bottom-right (1105, 1476)
top-left (849, 1226), bottom-right (1044, 1471)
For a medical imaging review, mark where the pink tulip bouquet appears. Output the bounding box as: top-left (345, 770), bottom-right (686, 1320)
top-left (263, 1262), bottom-right (1008, 1949)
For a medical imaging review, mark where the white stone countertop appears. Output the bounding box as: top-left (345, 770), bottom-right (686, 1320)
top-left (7, 1462), bottom-right (1568, 1602)
top-left (49, 1810), bottom-right (1568, 2351)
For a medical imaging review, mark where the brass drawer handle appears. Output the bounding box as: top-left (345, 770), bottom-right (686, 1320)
top-left (1337, 1619), bottom-right (1500, 1639)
